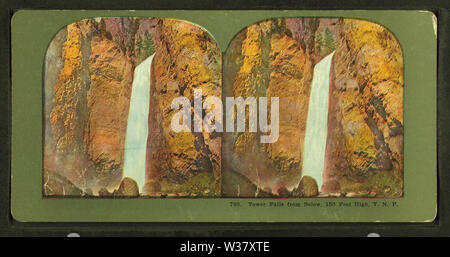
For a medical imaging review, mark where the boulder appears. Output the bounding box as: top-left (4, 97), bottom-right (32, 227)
top-left (296, 175), bottom-right (319, 197)
top-left (114, 177), bottom-right (139, 197)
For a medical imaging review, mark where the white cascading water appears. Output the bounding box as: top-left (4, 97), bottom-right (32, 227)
top-left (300, 51), bottom-right (335, 191)
top-left (122, 54), bottom-right (155, 192)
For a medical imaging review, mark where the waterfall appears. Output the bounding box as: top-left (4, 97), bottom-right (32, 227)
top-left (301, 51), bottom-right (335, 191)
top-left (123, 54), bottom-right (155, 192)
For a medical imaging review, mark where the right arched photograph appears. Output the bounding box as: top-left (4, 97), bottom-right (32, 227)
top-left (222, 18), bottom-right (404, 198)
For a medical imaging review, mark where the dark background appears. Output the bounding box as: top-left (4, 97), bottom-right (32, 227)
top-left (0, 0), bottom-right (449, 237)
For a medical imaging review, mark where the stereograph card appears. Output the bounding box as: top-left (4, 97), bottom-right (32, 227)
top-left (10, 10), bottom-right (437, 222)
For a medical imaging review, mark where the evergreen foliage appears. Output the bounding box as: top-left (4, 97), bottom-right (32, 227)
top-left (316, 28), bottom-right (336, 55)
top-left (135, 31), bottom-right (155, 62)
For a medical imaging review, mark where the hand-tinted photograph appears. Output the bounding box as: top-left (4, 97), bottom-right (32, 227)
top-left (43, 17), bottom-right (403, 199)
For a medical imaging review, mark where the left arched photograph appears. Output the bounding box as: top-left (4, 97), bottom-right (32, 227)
top-left (43, 17), bottom-right (223, 198)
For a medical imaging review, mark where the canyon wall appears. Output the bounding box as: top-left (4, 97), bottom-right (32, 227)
top-left (323, 19), bottom-right (403, 197)
top-left (144, 19), bottom-right (222, 197)
top-left (44, 18), bottom-right (157, 195)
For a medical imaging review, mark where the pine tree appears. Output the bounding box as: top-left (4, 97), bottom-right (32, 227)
top-left (135, 31), bottom-right (155, 62)
top-left (316, 28), bottom-right (335, 55)
top-left (141, 32), bottom-right (155, 58)
top-left (323, 28), bottom-right (335, 53)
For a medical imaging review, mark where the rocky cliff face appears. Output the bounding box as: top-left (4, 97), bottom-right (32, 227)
top-left (45, 18), bottom-right (157, 194)
top-left (144, 19), bottom-right (222, 197)
top-left (323, 19), bottom-right (403, 197)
